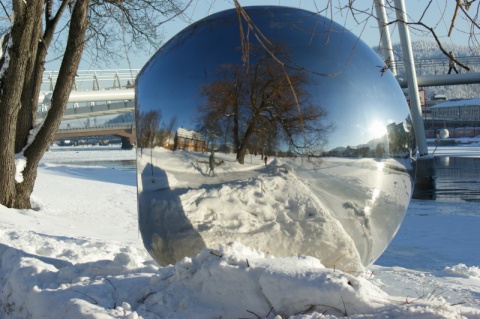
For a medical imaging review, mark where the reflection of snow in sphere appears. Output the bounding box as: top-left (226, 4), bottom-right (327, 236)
top-left (135, 6), bottom-right (415, 274)
top-left (439, 129), bottom-right (449, 139)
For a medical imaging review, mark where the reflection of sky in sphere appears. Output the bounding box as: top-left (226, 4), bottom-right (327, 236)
top-left (136, 6), bottom-right (410, 151)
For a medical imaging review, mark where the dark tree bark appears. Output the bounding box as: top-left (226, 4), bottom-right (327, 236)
top-left (0, 0), bottom-right (44, 208)
top-left (15, 0), bottom-right (91, 208)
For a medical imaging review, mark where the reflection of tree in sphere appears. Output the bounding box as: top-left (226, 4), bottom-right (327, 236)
top-left (439, 129), bottom-right (449, 139)
top-left (135, 6), bottom-right (416, 274)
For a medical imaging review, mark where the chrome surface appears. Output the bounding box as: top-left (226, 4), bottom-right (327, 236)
top-left (135, 6), bottom-right (415, 273)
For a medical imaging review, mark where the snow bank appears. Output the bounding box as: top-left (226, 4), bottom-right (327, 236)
top-left (0, 239), bottom-right (478, 319)
top-left (0, 147), bottom-right (478, 318)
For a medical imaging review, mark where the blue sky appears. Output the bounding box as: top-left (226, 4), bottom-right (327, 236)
top-left (46, 0), bottom-right (474, 72)
top-left (168, 0), bottom-right (469, 48)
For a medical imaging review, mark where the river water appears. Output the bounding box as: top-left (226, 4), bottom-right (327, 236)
top-left (432, 156), bottom-right (480, 202)
top-left (45, 146), bottom-right (136, 171)
top-left (59, 159), bottom-right (137, 171)
top-left (412, 156), bottom-right (480, 202)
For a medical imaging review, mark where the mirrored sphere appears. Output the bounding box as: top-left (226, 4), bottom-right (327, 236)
top-left (135, 6), bottom-right (415, 273)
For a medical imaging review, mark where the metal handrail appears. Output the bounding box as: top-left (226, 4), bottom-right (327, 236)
top-left (43, 69), bottom-right (141, 91)
top-left (42, 57), bottom-right (480, 91)
top-left (392, 55), bottom-right (480, 73)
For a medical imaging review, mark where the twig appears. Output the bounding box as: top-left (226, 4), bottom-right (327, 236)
top-left (451, 301), bottom-right (467, 306)
top-left (341, 295), bottom-right (348, 316)
top-left (448, 0), bottom-right (461, 37)
top-left (104, 277), bottom-right (117, 292)
top-left (210, 251), bottom-right (223, 258)
top-left (71, 289), bottom-right (98, 304)
top-left (243, 306), bottom-right (274, 319)
top-left (162, 274), bottom-right (174, 280)
top-left (386, 19), bottom-right (470, 71)
top-left (299, 303), bottom-right (347, 316)
top-left (137, 289), bottom-right (156, 304)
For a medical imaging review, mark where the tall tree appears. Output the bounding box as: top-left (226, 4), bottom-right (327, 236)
top-left (199, 48), bottom-right (333, 165)
top-left (0, 0), bottom-right (187, 209)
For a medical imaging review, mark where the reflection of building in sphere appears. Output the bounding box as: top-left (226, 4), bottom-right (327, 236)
top-left (173, 128), bottom-right (207, 152)
top-left (387, 122), bottom-right (412, 155)
top-left (135, 6), bottom-right (415, 274)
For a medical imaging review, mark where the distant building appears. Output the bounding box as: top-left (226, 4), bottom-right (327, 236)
top-left (426, 98), bottom-right (480, 138)
top-left (430, 98), bottom-right (480, 121)
top-left (173, 128), bottom-right (207, 152)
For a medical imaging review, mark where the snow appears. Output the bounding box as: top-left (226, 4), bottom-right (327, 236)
top-left (0, 145), bottom-right (479, 318)
top-left (430, 97), bottom-right (480, 108)
top-left (13, 154), bottom-right (26, 183)
top-left (0, 31), bottom-right (11, 81)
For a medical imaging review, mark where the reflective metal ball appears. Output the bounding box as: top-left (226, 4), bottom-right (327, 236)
top-left (439, 128), bottom-right (449, 139)
top-left (135, 6), bottom-right (415, 273)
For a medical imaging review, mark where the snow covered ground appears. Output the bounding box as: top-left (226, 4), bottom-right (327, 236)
top-left (0, 144), bottom-right (479, 318)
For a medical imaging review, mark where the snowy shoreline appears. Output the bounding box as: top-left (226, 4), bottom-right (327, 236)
top-left (0, 145), bottom-right (478, 318)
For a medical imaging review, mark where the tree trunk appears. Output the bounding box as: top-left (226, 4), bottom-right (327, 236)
top-left (15, 0), bottom-right (91, 209)
top-left (236, 119), bottom-right (257, 164)
top-left (20, 0), bottom-right (73, 153)
top-left (233, 103), bottom-right (240, 152)
top-left (0, 1), bottom-right (44, 208)
top-left (237, 145), bottom-right (247, 164)
top-left (15, 12), bottom-right (44, 153)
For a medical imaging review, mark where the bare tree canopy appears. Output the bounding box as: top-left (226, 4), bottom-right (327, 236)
top-left (0, 0), bottom-right (187, 209)
top-left (198, 45), bottom-right (333, 164)
top-left (332, 0), bottom-right (480, 69)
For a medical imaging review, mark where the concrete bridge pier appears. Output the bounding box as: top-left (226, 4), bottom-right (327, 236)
top-left (413, 156), bottom-right (437, 200)
top-left (121, 137), bottom-right (134, 150)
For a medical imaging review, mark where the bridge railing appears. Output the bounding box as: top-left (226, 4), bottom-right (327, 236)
top-left (43, 57), bottom-right (480, 91)
top-left (392, 55), bottom-right (480, 75)
top-left (43, 69), bottom-right (141, 91)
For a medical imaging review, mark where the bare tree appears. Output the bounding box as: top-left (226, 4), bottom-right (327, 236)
top-left (137, 109), bottom-right (176, 149)
top-left (337, 0), bottom-right (480, 70)
top-left (136, 110), bottom-right (161, 149)
top-left (0, 0), bottom-right (187, 209)
top-left (198, 46), bottom-right (333, 165)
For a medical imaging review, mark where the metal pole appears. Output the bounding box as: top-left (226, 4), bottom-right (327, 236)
top-left (374, 0), bottom-right (397, 76)
top-left (393, 0), bottom-right (428, 156)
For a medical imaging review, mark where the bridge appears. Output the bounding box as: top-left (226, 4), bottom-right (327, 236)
top-left (42, 69), bottom-right (140, 92)
top-left (38, 69), bottom-right (137, 122)
top-left (393, 55), bottom-right (480, 88)
top-left (38, 99), bottom-right (134, 121)
top-left (40, 57), bottom-right (480, 148)
top-left (392, 55), bottom-right (480, 76)
top-left (38, 70), bottom-right (138, 149)
top-left (54, 124), bottom-right (135, 149)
